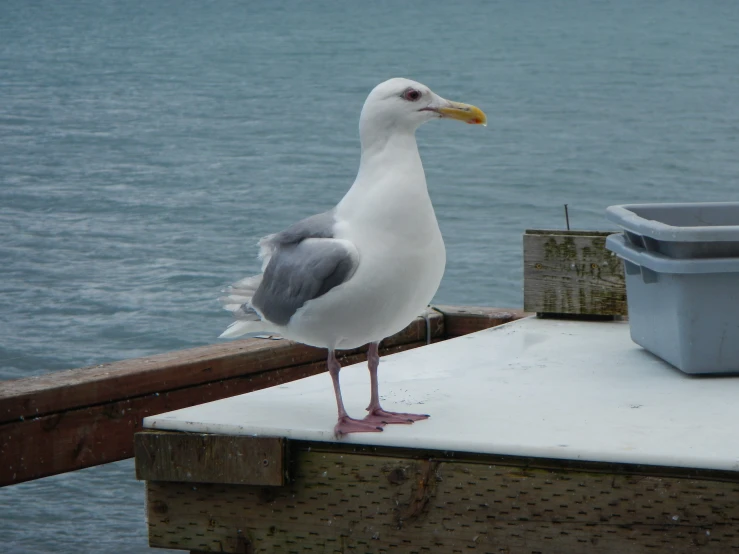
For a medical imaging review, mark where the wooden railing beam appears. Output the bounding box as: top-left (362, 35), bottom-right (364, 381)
top-left (0, 306), bottom-right (527, 486)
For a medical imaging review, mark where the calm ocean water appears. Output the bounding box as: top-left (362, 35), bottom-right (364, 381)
top-left (2, 0), bottom-right (738, 551)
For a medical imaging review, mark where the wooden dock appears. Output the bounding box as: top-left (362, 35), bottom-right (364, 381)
top-left (135, 316), bottom-right (739, 554)
top-left (130, 230), bottom-right (739, 553)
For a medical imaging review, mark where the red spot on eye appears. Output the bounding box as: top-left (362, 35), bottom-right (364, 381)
top-left (403, 89), bottom-right (421, 102)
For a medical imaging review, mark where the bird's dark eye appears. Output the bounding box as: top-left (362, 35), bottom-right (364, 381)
top-left (402, 88), bottom-right (422, 102)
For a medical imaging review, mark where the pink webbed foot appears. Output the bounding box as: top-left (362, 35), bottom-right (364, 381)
top-left (334, 416), bottom-right (385, 436)
top-left (364, 408), bottom-right (430, 425)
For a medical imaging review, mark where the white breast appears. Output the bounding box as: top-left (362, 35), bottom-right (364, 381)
top-left (285, 136), bottom-right (447, 350)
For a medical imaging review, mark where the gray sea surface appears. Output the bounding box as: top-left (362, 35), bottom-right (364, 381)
top-left (2, 0), bottom-right (738, 551)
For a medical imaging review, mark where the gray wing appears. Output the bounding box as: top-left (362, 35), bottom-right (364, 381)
top-left (264, 210), bottom-right (336, 248)
top-left (251, 210), bottom-right (358, 326)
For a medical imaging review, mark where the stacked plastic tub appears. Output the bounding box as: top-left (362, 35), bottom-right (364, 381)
top-left (606, 202), bottom-right (739, 374)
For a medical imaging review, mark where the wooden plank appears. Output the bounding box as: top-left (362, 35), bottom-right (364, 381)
top-left (0, 312), bottom-right (443, 424)
top-left (145, 446), bottom-right (739, 553)
top-left (0, 305), bottom-right (526, 486)
top-left (0, 305), bottom-right (522, 425)
top-left (523, 229), bottom-right (627, 316)
top-left (434, 305), bottom-right (530, 337)
top-left (304, 441), bottom-right (739, 483)
top-left (135, 432), bottom-right (285, 486)
top-left (0, 341), bottom-right (425, 486)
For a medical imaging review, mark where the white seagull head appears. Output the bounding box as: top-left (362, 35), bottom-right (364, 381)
top-left (359, 77), bottom-right (487, 138)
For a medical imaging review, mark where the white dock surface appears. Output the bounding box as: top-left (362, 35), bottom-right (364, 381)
top-left (144, 317), bottom-right (739, 471)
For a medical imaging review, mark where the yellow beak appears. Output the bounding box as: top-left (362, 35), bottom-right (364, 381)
top-left (436, 101), bottom-right (487, 125)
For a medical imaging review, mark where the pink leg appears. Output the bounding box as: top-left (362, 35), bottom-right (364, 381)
top-left (328, 350), bottom-right (384, 436)
top-left (363, 342), bottom-right (430, 425)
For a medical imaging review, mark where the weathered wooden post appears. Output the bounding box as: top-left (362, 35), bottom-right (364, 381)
top-left (523, 229), bottom-right (627, 317)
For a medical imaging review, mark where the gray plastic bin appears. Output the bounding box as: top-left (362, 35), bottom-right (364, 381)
top-left (607, 233), bottom-right (739, 375)
top-left (606, 202), bottom-right (739, 258)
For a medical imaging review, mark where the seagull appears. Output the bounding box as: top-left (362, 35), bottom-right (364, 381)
top-left (220, 78), bottom-right (486, 435)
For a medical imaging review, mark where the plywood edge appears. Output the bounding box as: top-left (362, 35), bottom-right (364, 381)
top-left (137, 435), bottom-right (739, 486)
top-left (292, 440), bottom-right (739, 483)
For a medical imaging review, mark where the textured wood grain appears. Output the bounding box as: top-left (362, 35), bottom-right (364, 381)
top-left (146, 447), bottom-right (739, 553)
top-left (135, 432), bottom-right (285, 486)
top-left (523, 230), bottom-right (627, 316)
top-left (0, 306), bottom-right (527, 486)
top-left (0, 313), bottom-right (443, 424)
top-left (434, 305), bottom-right (530, 337)
top-left (0, 341), bottom-right (423, 486)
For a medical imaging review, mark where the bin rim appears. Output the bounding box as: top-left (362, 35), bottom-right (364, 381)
top-left (606, 233), bottom-right (739, 274)
top-left (606, 202), bottom-right (739, 242)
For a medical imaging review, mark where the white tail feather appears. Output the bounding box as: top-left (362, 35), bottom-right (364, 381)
top-left (219, 274), bottom-right (263, 313)
top-left (219, 273), bottom-right (279, 339)
top-left (219, 319), bottom-right (274, 339)
top-left (224, 295), bottom-right (251, 304)
top-left (232, 274), bottom-right (263, 290)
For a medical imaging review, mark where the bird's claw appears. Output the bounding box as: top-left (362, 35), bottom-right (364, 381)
top-left (334, 416), bottom-right (385, 436)
top-left (364, 408), bottom-right (430, 425)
